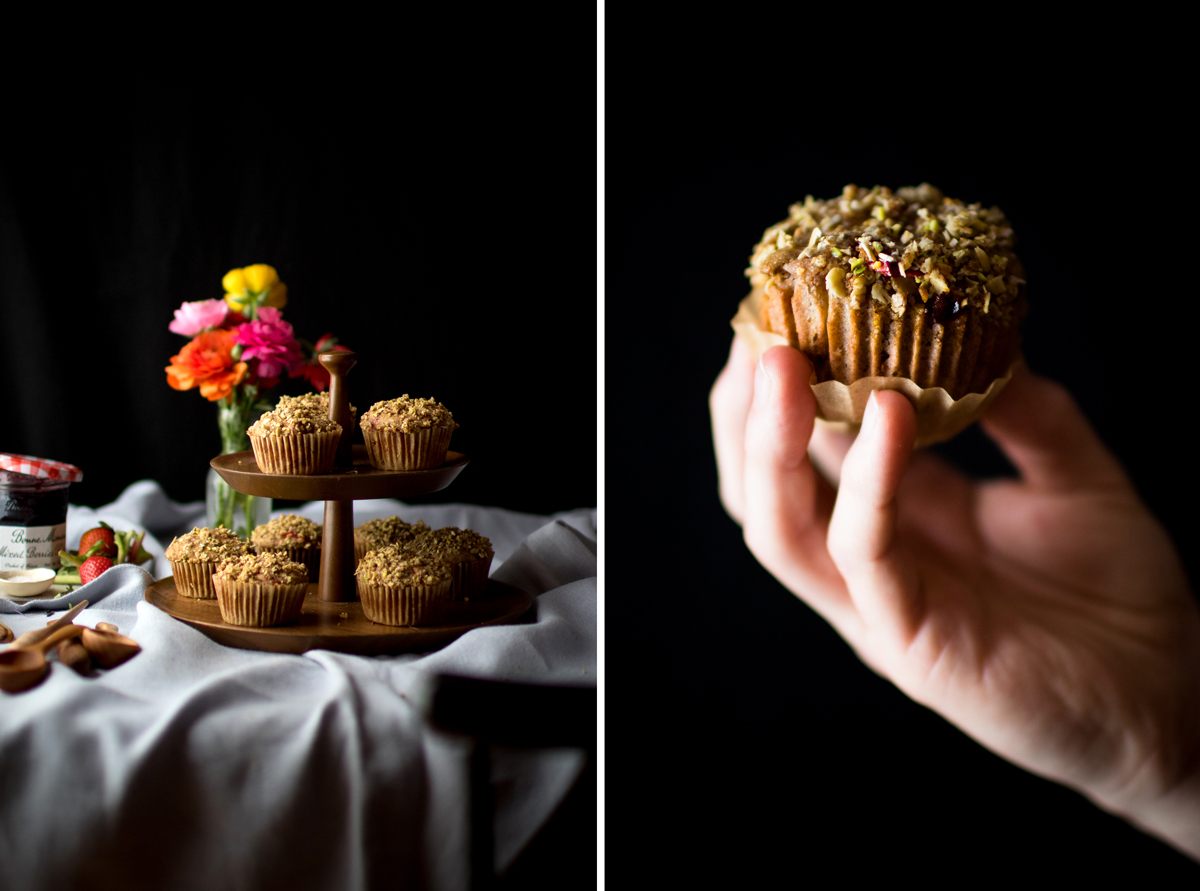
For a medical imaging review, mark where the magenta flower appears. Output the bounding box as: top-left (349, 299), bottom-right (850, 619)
top-left (233, 306), bottom-right (305, 378)
top-left (168, 299), bottom-right (230, 336)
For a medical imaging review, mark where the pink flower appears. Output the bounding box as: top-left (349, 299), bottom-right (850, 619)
top-left (233, 306), bottom-right (305, 379)
top-left (169, 299), bottom-right (231, 336)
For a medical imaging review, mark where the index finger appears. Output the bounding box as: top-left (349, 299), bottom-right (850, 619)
top-left (710, 335), bottom-right (755, 524)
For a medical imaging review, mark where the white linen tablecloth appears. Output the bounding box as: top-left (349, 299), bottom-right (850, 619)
top-left (0, 481), bottom-right (597, 891)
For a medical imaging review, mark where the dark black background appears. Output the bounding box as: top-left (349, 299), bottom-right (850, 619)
top-left (608, 23), bottom-right (1198, 886)
top-left (0, 90), bottom-right (596, 518)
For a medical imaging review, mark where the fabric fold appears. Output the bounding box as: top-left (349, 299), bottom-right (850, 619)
top-left (0, 483), bottom-right (597, 890)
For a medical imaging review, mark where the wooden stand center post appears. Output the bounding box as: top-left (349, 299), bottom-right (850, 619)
top-left (319, 350), bottom-right (357, 603)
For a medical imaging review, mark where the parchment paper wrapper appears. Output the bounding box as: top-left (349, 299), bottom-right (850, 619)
top-left (249, 430), bottom-right (340, 475)
top-left (213, 577), bottom-right (307, 627)
top-left (731, 291), bottom-right (1016, 448)
top-left (170, 560), bottom-right (223, 599)
top-left (357, 578), bottom-right (450, 626)
top-left (446, 554), bottom-right (492, 601)
top-left (362, 425), bottom-right (453, 471)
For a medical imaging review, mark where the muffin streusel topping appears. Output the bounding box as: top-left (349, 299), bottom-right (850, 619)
top-left (355, 545), bottom-right (453, 586)
top-left (252, 514), bottom-right (322, 550)
top-left (406, 526), bottom-right (493, 563)
top-left (275, 392), bottom-right (357, 418)
top-left (361, 396), bottom-right (457, 433)
top-left (355, 516), bottom-right (431, 549)
top-left (249, 399), bottom-right (343, 437)
top-left (214, 551), bottom-right (309, 584)
top-left (748, 183), bottom-right (1023, 324)
top-left (166, 526), bottom-right (251, 563)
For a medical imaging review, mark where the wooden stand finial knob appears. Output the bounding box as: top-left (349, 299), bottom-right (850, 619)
top-left (319, 349), bottom-right (357, 469)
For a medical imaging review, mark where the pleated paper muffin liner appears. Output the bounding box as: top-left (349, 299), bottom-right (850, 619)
top-left (448, 555), bottom-right (492, 601)
top-left (357, 578), bottom-right (451, 626)
top-left (256, 546), bottom-right (320, 583)
top-left (353, 535), bottom-right (372, 567)
top-left (170, 560), bottom-right (223, 599)
top-left (362, 425), bottom-right (453, 471)
top-left (249, 430), bottom-right (340, 475)
top-left (213, 577), bottom-right (308, 627)
top-left (732, 289), bottom-right (1017, 448)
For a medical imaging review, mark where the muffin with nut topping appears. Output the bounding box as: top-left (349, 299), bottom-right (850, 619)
top-left (212, 551), bottom-right (310, 627)
top-left (247, 397), bottom-right (343, 475)
top-left (748, 183), bottom-right (1026, 399)
top-left (251, 514), bottom-right (323, 582)
top-left (360, 395), bottom-right (458, 471)
top-left (355, 545), bottom-right (452, 626)
top-left (166, 526), bottom-right (251, 599)
top-left (353, 515), bottom-right (431, 566)
top-left (402, 526), bottom-right (493, 601)
top-left (276, 392), bottom-right (357, 437)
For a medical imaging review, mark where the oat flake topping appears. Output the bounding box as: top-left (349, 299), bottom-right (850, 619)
top-left (166, 526), bottom-right (251, 563)
top-left (405, 526), bottom-right (493, 563)
top-left (355, 516), bottom-right (431, 549)
top-left (361, 396), bottom-right (457, 434)
top-left (249, 398), bottom-right (342, 437)
top-left (252, 514), bottom-right (322, 550)
top-left (355, 545), bottom-right (453, 587)
top-left (747, 183), bottom-right (1024, 324)
top-left (214, 551), bottom-right (309, 584)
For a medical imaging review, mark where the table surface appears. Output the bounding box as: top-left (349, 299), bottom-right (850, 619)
top-left (0, 481), bottom-right (597, 891)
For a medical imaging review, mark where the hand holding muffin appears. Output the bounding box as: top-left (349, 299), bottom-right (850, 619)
top-left (711, 340), bottom-right (1200, 861)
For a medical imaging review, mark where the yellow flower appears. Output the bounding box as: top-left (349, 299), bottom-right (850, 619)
top-left (222, 264), bottom-right (285, 313)
top-left (264, 281), bottom-right (288, 309)
top-left (242, 264), bottom-right (279, 293)
top-left (222, 268), bottom-right (246, 295)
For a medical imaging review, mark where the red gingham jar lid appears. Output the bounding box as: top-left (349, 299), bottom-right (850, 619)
top-left (0, 453), bottom-right (84, 482)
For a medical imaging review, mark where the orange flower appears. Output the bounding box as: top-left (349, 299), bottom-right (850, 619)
top-left (165, 329), bottom-right (249, 402)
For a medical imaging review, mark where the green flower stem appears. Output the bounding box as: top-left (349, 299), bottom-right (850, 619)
top-left (213, 387), bottom-right (270, 536)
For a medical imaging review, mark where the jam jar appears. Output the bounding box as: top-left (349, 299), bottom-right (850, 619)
top-left (0, 454), bottom-right (83, 572)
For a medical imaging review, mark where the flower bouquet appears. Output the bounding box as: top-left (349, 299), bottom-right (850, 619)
top-left (165, 264), bottom-right (348, 535)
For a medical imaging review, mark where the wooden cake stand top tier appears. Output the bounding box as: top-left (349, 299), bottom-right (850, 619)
top-left (210, 444), bottom-right (469, 501)
top-left (144, 349), bottom-right (533, 656)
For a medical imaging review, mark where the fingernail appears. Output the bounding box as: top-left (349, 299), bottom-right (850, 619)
top-left (754, 353), bottom-right (773, 404)
top-left (861, 391), bottom-right (880, 438)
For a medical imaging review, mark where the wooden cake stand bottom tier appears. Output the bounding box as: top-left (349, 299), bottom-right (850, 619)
top-left (145, 577), bottom-right (534, 655)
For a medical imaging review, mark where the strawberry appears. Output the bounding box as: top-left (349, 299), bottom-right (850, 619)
top-left (79, 555), bottom-right (114, 585)
top-left (78, 522), bottom-right (117, 559)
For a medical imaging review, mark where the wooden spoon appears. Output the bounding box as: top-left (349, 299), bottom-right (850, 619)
top-left (0, 621), bottom-right (12, 645)
top-left (0, 625), bottom-right (85, 693)
top-left (10, 601), bottom-right (89, 649)
top-left (80, 627), bottom-right (141, 669)
top-left (56, 636), bottom-right (93, 675)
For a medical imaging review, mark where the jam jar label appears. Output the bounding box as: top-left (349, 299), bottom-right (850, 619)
top-left (0, 523), bottom-right (66, 570)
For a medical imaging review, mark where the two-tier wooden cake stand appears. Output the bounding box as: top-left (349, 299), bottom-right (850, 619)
top-left (144, 350), bottom-right (533, 655)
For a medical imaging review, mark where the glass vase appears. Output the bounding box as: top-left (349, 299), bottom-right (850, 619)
top-left (205, 466), bottom-right (272, 538)
top-left (205, 396), bottom-right (273, 536)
